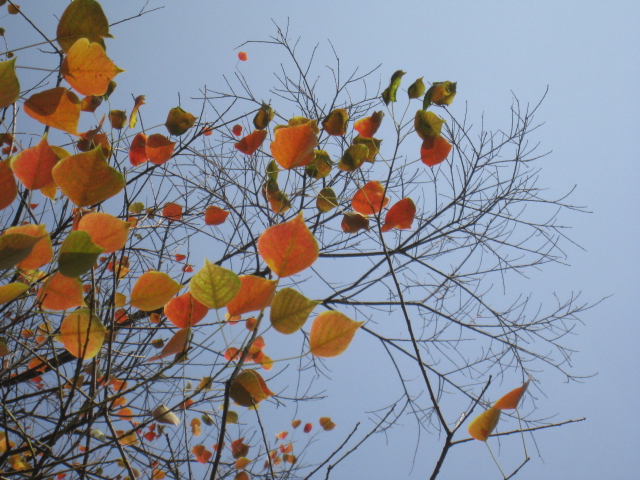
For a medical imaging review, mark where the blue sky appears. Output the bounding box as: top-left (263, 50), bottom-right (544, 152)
top-left (8, 0), bottom-right (640, 478)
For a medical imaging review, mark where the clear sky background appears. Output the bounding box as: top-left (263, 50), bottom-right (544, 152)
top-left (7, 1), bottom-right (640, 478)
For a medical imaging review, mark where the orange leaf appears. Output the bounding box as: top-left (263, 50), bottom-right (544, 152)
top-left (291, 419), bottom-right (301, 429)
top-left (129, 95), bottom-right (145, 129)
top-left (468, 406), bottom-right (501, 441)
top-left (24, 87), bottom-right (81, 135)
top-left (341, 212), bottom-right (369, 233)
top-left (322, 108), bottom-right (348, 136)
top-left (11, 133), bottom-right (58, 190)
top-left (130, 271), bottom-right (182, 311)
top-left (257, 213), bottom-right (319, 278)
top-left (353, 111), bottom-right (384, 138)
top-left (52, 147), bottom-right (125, 207)
top-left (117, 407), bottom-right (134, 421)
top-left (234, 129), bottom-right (267, 156)
top-left (226, 275), bottom-right (277, 317)
top-left (0, 160), bottom-right (17, 210)
top-left (61, 38), bottom-right (123, 96)
top-left (235, 457), bottom-right (250, 470)
top-left (352, 181), bottom-right (389, 216)
top-left (205, 205), bottom-right (229, 225)
top-left (116, 431), bottom-right (138, 446)
top-left (420, 135), bottom-right (452, 167)
top-left (237, 52), bottom-right (248, 61)
top-left (77, 212), bottom-right (131, 253)
top-left (381, 198), bottom-right (416, 232)
top-left (162, 203), bottom-right (183, 222)
top-left (59, 308), bottom-right (106, 359)
top-left (270, 121), bottom-right (318, 169)
top-left (146, 133), bottom-right (175, 165)
top-left (493, 378), bottom-right (530, 410)
top-left (147, 328), bottom-right (191, 362)
top-left (190, 417), bottom-right (202, 437)
top-left (129, 133), bottom-right (148, 166)
top-left (191, 445), bottom-right (212, 464)
top-left (319, 417), bottom-right (336, 431)
top-left (37, 272), bottom-right (85, 311)
top-left (229, 370), bottom-right (274, 407)
top-left (164, 292), bottom-right (209, 328)
top-left (231, 438), bottom-right (250, 459)
top-left (8, 224), bottom-right (53, 269)
top-left (309, 311), bottom-right (363, 358)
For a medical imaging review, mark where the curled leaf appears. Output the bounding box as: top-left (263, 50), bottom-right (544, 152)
top-left (322, 108), bottom-right (348, 136)
top-left (381, 70), bottom-right (405, 105)
top-left (234, 130), bottom-right (267, 156)
top-left (229, 370), bottom-right (274, 407)
top-left (468, 406), bottom-right (501, 441)
top-left (165, 107), bottom-right (196, 136)
top-left (353, 111), bottom-right (384, 138)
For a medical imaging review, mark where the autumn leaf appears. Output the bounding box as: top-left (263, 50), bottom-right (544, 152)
top-left (77, 212), bottom-right (131, 253)
top-left (204, 205), bottom-right (229, 226)
top-left (147, 328), bottom-right (191, 362)
top-left (164, 292), bottom-right (209, 328)
top-left (305, 150), bottom-right (333, 179)
top-left (407, 77), bottom-right (426, 99)
top-left (381, 198), bottom-right (416, 232)
top-left (0, 230), bottom-right (43, 270)
top-left (61, 38), bottom-right (123, 96)
top-left (493, 378), bottom-right (531, 410)
top-left (468, 406), bottom-right (501, 441)
top-left (319, 417), bottom-right (336, 431)
top-left (257, 213), bottom-right (319, 277)
top-left (189, 259), bottom-right (241, 309)
top-left (0, 58), bottom-right (19, 109)
top-left (232, 124), bottom-right (243, 136)
top-left (381, 70), bottom-right (405, 105)
top-left (7, 224), bottom-right (53, 270)
top-left (423, 81), bottom-right (457, 109)
top-left (152, 404), bottom-right (180, 426)
top-left (352, 181), bottom-right (389, 216)
top-left (129, 132), bottom-right (148, 166)
top-left (270, 288), bottom-right (319, 334)
top-left (39, 274), bottom-right (85, 311)
top-left (146, 133), bottom-right (175, 165)
top-left (130, 271), bottom-right (182, 311)
top-left (353, 111), bottom-right (384, 138)
top-left (316, 187), bottom-right (338, 213)
top-left (234, 130), bottom-right (267, 156)
top-left (253, 102), bottom-right (274, 130)
top-left (238, 51), bottom-right (248, 61)
top-left (192, 445), bottom-right (212, 464)
top-left (309, 311), bottom-right (363, 357)
top-left (165, 107), bottom-right (196, 136)
top-left (352, 136), bottom-right (381, 163)
top-left (56, 0), bottom-right (112, 53)
top-left (322, 108), bottom-right (348, 136)
top-left (190, 417), bottom-right (202, 437)
top-left (24, 87), bottom-right (81, 135)
top-left (0, 282), bottom-right (29, 305)
top-left (0, 160), bottom-right (17, 210)
top-left (231, 438), bottom-right (250, 458)
top-left (59, 308), bottom-right (106, 359)
top-left (414, 110), bottom-right (445, 140)
top-left (341, 212), bottom-right (369, 233)
top-left (162, 203), bottom-right (183, 222)
top-left (108, 110), bottom-right (127, 130)
top-left (338, 144), bottom-right (369, 172)
top-left (129, 95), bottom-right (145, 129)
top-left (52, 147), bottom-right (125, 207)
top-left (226, 275), bottom-right (277, 317)
top-left (270, 121), bottom-right (318, 169)
top-left (58, 230), bottom-right (104, 278)
top-left (229, 370), bottom-right (274, 407)
top-left (420, 135), bottom-right (452, 167)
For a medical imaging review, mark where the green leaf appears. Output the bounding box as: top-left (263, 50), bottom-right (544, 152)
top-left (58, 230), bottom-right (104, 278)
top-left (407, 77), bottom-right (425, 99)
top-left (57, 0), bottom-right (112, 53)
top-left (270, 288), bottom-right (319, 334)
top-left (165, 107), bottom-right (197, 136)
top-left (316, 187), bottom-right (338, 213)
top-left (0, 58), bottom-right (19, 109)
top-left (189, 259), bottom-right (241, 309)
top-left (381, 70), bottom-right (405, 105)
top-left (0, 232), bottom-right (43, 270)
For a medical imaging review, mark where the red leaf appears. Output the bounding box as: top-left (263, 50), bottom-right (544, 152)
top-left (237, 52), bottom-right (248, 62)
top-left (232, 124), bottom-right (243, 136)
top-left (234, 130), bottom-right (267, 155)
top-left (420, 135), bottom-right (452, 167)
top-left (381, 198), bottom-right (416, 232)
top-left (204, 205), bottom-right (229, 226)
